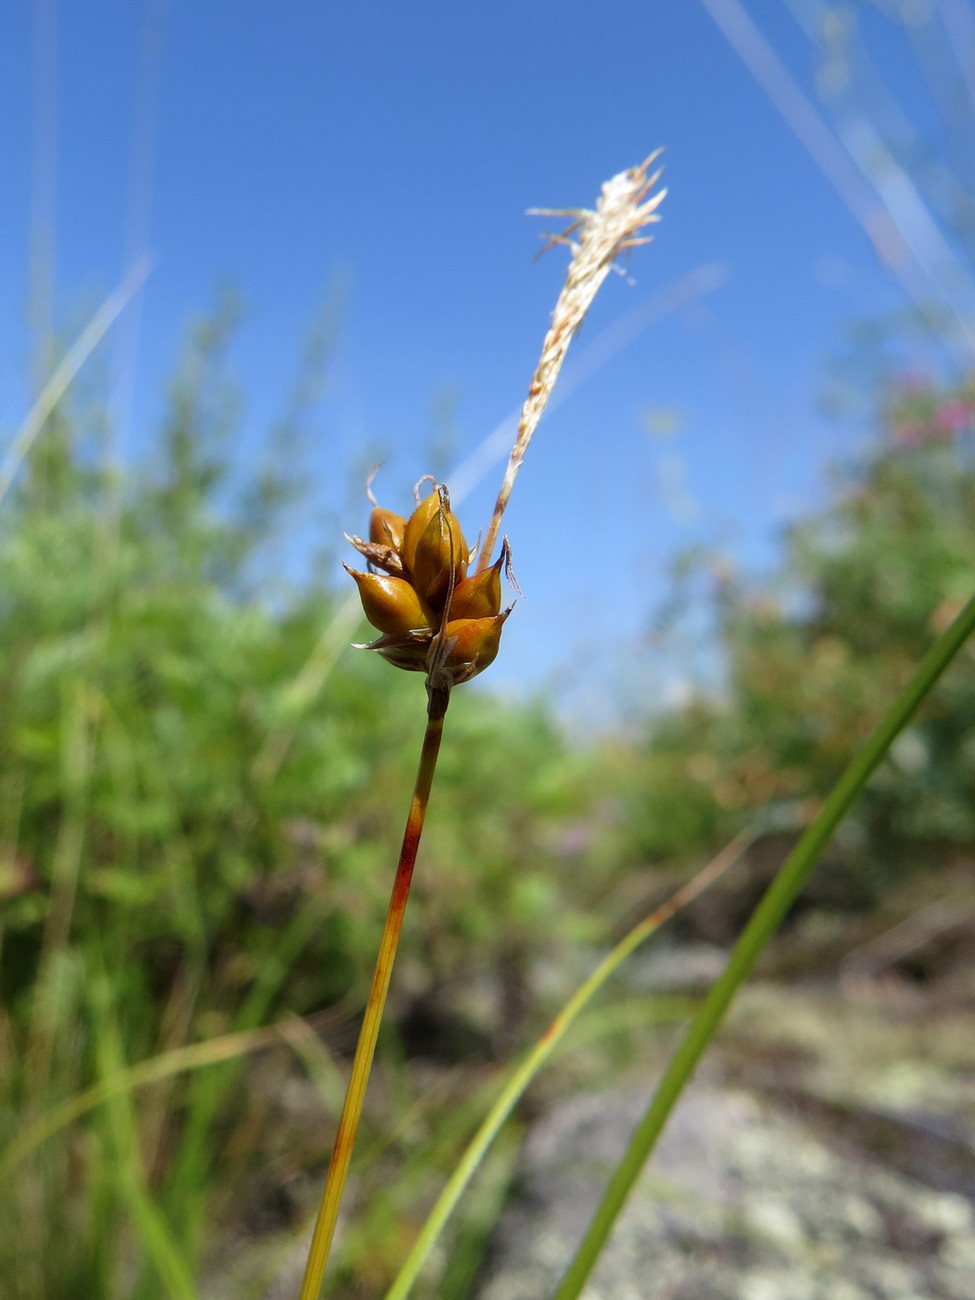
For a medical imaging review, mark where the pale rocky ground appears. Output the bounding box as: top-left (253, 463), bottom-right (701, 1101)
top-left (473, 979), bottom-right (975, 1300)
top-left (472, 1081), bottom-right (974, 1300)
top-left (206, 930), bottom-right (975, 1299)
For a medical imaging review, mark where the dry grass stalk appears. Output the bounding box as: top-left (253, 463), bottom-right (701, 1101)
top-left (477, 152), bottom-right (666, 570)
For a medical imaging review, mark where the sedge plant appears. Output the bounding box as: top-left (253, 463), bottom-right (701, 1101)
top-left (301, 150), bottom-right (975, 1300)
top-left (297, 153), bottom-right (667, 1299)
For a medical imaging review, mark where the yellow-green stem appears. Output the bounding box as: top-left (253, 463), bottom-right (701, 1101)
top-left (298, 690), bottom-right (449, 1300)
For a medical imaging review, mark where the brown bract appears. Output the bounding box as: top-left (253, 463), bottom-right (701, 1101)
top-left (347, 481), bottom-right (511, 689)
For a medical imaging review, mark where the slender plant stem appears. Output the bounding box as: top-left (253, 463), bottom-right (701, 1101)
top-left (383, 830), bottom-right (752, 1300)
top-left (553, 587), bottom-right (975, 1300)
top-left (298, 691), bottom-right (449, 1300)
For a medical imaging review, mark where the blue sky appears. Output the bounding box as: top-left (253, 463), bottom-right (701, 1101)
top-left (0, 1), bottom-right (962, 718)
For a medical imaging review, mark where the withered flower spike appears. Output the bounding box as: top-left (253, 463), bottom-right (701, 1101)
top-left (478, 152), bottom-right (665, 571)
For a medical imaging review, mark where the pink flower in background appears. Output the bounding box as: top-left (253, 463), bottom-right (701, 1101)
top-left (889, 388), bottom-right (973, 445)
top-left (891, 418), bottom-right (927, 446)
top-left (895, 371), bottom-right (932, 395)
top-left (932, 399), bottom-right (972, 434)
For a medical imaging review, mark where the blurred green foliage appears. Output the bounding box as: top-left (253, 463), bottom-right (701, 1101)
top-left (0, 310), bottom-right (618, 1299)
top-left (2, 313), bottom-right (973, 1299)
top-left (624, 374), bottom-right (975, 910)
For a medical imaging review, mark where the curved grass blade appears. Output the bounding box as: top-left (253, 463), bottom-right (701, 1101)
top-left (0, 1011), bottom-right (345, 1182)
top-left (0, 255), bottom-right (153, 507)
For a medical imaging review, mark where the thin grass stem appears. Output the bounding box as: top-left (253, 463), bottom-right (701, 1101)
top-left (89, 963), bottom-right (197, 1300)
top-left (298, 693), bottom-right (449, 1300)
top-left (383, 830), bottom-right (752, 1300)
top-left (0, 255), bottom-right (153, 507)
top-left (552, 585), bottom-right (975, 1300)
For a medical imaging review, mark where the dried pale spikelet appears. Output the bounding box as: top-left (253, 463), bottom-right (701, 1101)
top-left (477, 152), bottom-right (666, 569)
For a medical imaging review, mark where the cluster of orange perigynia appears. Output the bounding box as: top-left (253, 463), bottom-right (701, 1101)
top-left (345, 480), bottom-right (512, 689)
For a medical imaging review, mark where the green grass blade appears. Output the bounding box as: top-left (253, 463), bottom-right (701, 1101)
top-left (90, 966), bottom-right (198, 1300)
top-left (552, 586), bottom-right (975, 1300)
top-left (161, 902), bottom-right (327, 1263)
top-left (382, 832), bottom-right (751, 1300)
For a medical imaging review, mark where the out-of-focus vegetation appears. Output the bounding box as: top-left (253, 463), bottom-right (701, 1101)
top-left (0, 310), bottom-right (626, 1300)
top-left (1, 306), bottom-right (973, 1299)
top-left (622, 374), bottom-right (975, 915)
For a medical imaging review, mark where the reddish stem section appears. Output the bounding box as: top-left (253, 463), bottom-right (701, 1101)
top-left (298, 694), bottom-right (448, 1300)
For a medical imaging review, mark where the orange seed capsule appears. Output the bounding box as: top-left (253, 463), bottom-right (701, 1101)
top-left (412, 503), bottom-right (468, 612)
top-left (448, 554), bottom-right (502, 621)
top-left (368, 508), bottom-right (406, 551)
top-left (441, 613), bottom-right (508, 684)
top-left (344, 567), bottom-right (435, 635)
top-left (400, 491), bottom-right (442, 574)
